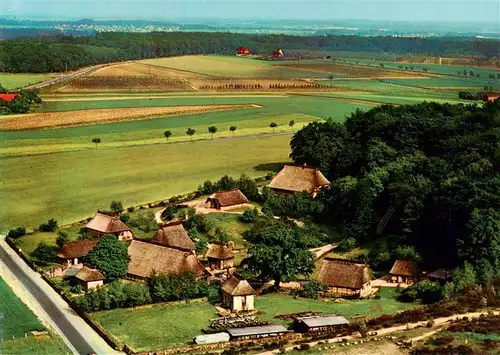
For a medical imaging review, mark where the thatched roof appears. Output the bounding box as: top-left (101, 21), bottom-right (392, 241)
top-left (428, 268), bottom-right (452, 281)
top-left (128, 240), bottom-right (205, 279)
top-left (57, 239), bottom-right (99, 259)
top-left (222, 275), bottom-right (255, 296)
top-left (85, 211), bottom-right (131, 234)
top-left (206, 243), bottom-right (234, 260)
top-left (207, 189), bottom-right (249, 207)
top-left (152, 221), bottom-right (195, 251)
top-left (269, 164), bottom-right (330, 193)
top-left (75, 266), bottom-right (105, 282)
top-left (390, 260), bottom-right (417, 277)
top-left (317, 258), bottom-right (371, 289)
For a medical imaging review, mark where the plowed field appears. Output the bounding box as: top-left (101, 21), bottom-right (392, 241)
top-left (0, 104), bottom-right (260, 130)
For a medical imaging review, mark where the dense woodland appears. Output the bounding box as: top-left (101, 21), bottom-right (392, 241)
top-left (290, 101), bottom-right (500, 284)
top-left (1, 32), bottom-right (499, 73)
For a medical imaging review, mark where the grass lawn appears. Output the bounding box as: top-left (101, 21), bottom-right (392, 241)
top-left (0, 335), bottom-right (70, 355)
top-left (0, 73), bottom-right (55, 90)
top-left (257, 288), bottom-right (416, 326)
top-left (382, 77), bottom-right (500, 88)
top-left (204, 213), bottom-right (251, 249)
top-left (91, 301), bottom-right (217, 352)
top-left (0, 134), bottom-right (291, 230)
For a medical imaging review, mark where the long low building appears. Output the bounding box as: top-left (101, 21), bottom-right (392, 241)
top-left (294, 315), bottom-right (349, 333)
top-left (226, 325), bottom-right (289, 340)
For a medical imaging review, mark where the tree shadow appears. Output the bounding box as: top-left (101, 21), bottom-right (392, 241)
top-left (253, 162), bottom-right (288, 172)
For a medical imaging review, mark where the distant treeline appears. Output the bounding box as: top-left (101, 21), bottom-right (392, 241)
top-left (1, 32), bottom-right (499, 73)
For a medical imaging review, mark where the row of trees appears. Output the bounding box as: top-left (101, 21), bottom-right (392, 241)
top-left (289, 101), bottom-right (500, 284)
top-left (198, 84), bottom-right (264, 90)
top-left (269, 83), bottom-right (322, 89)
top-left (1, 32), bottom-right (499, 73)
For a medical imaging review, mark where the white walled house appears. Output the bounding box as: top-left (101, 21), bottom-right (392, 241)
top-left (222, 275), bottom-right (255, 312)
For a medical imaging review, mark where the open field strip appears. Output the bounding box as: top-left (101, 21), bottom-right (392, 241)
top-left (0, 134), bottom-right (292, 229)
top-left (139, 55), bottom-right (329, 78)
top-left (313, 92), bottom-right (466, 105)
top-left (41, 93), bottom-right (290, 101)
top-left (89, 61), bottom-right (205, 78)
top-left (0, 73), bottom-right (57, 89)
top-left (381, 77), bottom-right (500, 88)
top-left (0, 104), bottom-right (260, 130)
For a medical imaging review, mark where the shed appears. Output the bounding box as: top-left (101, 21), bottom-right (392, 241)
top-left (428, 268), bottom-right (452, 283)
top-left (152, 221), bottom-right (195, 251)
top-left (269, 164), bottom-right (330, 197)
top-left (206, 189), bottom-right (249, 210)
top-left (222, 275), bottom-right (255, 312)
top-left (272, 48), bottom-right (284, 57)
top-left (127, 239), bottom-right (205, 280)
top-left (85, 211), bottom-right (133, 240)
top-left (226, 325), bottom-right (288, 340)
top-left (57, 239), bottom-right (99, 266)
top-left (483, 93), bottom-right (500, 102)
top-left (294, 315), bottom-right (349, 333)
top-left (316, 258), bottom-right (373, 298)
top-left (390, 259), bottom-right (418, 284)
top-left (74, 266), bottom-right (105, 290)
top-left (194, 332), bottom-right (230, 345)
top-left (206, 242), bottom-right (234, 270)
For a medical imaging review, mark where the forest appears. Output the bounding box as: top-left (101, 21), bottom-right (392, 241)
top-left (290, 101), bottom-right (500, 284)
top-left (1, 31), bottom-right (499, 73)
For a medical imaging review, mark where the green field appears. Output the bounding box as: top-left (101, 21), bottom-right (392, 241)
top-left (92, 289), bottom-right (415, 352)
top-left (139, 55), bottom-right (328, 78)
top-left (92, 301), bottom-right (217, 352)
top-left (0, 73), bottom-right (54, 90)
top-left (0, 135), bottom-right (292, 229)
top-left (0, 277), bottom-right (69, 354)
top-left (381, 77), bottom-right (500, 88)
top-left (257, 288), bottom-right (416, 325)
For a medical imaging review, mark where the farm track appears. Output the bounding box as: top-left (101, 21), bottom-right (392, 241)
top-left (0, 104), bottom-right (261, 131)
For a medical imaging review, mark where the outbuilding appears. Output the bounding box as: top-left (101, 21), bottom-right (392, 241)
top-left (0, 93), bottom-right (21, 102)
top-left (206, 242), bottom-right (234, 270)
top-left (222, 275), bottom-right (255, 312)
top-left (63, 265), bottom-right (105, 291)
top-left (428, 268), bottom-right (452, 284)
top-left (294, 315), bottom-right (349, 333)
top-left (390, 259), bottom-right (418, 284)
top-left (269, 164), bottom-right (331, 198)
top-left (152, 221), bottom-right (195, 252)
top-left (482, 93), bottom-right (500, 102)
top-left (57, 239), bottom-right (99, 267)
top-left (206, 189), bottom-right (250, 210)
top-left (236, 47), bottom-right (250, 56)
top-left (226, 325), bottom-right (288, 340)
top-left (85, 211), bottom-right (133, 240)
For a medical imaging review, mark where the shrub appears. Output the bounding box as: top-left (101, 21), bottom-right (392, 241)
top-left (294, 281), bottom-right (328, 299)
top-left (240, 208), bottom-right (259, 223)
top-left (56, 230), bottom-right (70, 248)
top-left (398, 280), bottom-right (443, 304)
top-left (38, 218), bottom-right (58, 232)
top-left (336, 237), bottom-right (357, 252)
top-left (262, 192), bottom-right (323, 218)
top-left (119, 214), bottom-right (130, 223)
top-left (127, 206), bottom-right (135, 213)
top-left (70, 284), bottom-right (84, 294)
top-left (32, 242), bottom-right (57, 265)
top-left (7, 227), bottom-right (26, 239)
top-left (110, 200), bottom-right (123, 213)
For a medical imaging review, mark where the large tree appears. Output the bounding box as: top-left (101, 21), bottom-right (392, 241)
top-left (84, 235), bottom-right (129, 280)
top-left (245, 218), bottom-right (315, 289)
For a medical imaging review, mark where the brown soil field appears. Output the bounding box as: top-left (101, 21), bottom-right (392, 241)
top-left (90, 62), bottom-right (203, 79)
top-left (0, 105), bottom-right (260, 131)
top-left (57, 76), bottom-right (194, 93)
top-left (280, 63), bottom-right (430, 78)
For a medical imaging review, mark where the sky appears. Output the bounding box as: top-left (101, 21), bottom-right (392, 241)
top-left (2, 0), bottom-right (500, 23)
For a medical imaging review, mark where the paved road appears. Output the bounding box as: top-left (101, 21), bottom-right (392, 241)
top-left (24, 65), bottom-right (101, 90)
top-left (0, 236), bottom-right (122, 355)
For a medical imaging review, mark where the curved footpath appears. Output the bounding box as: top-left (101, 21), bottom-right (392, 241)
top-left (0, 235), bottom-right (122, 355)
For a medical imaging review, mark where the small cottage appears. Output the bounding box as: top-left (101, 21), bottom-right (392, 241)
top-left (428, 268), bottom-right (452, 284)
top-left (272, 48), bottom-right (284, 58)
top-left (236, 47), bottom-right (250, 56)
top-left (0, 93), bottom-right (22, 102)
top-left (268, 164), bottom-right (331, 197)
top-left (127, 240), bottom-right (205, 280)
top-left (85, 211), bottom-right (133, 240)
top-left (64, 266), bottom-right (105, 291)
top-left (206, 189), bottom-right (250, 210)
top-left (390, 259), bottom-right (418, 284)
top-left (206, 242), bottom-right (234, 270)
top-left (316, 258), bottom-right (374, 298)
top-left (152, 221), bottom-right (195, 251)
top-left (222, 275), bottom-right (255, 312)
top-left (57, 239), bottom-right (99, 266)
top-left (483, 93), bottom-right (500, 102)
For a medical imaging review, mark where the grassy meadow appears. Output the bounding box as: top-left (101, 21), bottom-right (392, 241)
top-left (0, 73), bottom-right (55, 90)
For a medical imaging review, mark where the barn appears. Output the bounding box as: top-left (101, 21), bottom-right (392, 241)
top-left (236, 47), bottom-right (251, 56)
top-left (0, 93), bottom-right (21, 102)
top-left (272, 48), bottom-right (284, 58)
top-left (483, 93), bottom-right (500, 102)
top-left (206, 189), bottom-right (250, 210)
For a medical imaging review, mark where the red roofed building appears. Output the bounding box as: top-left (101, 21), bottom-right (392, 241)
top-left (272, 48), bottom-right (284, 58)
top-left (483, 93), bottom-right (500, 102)
top-left (0, 94), bottom-right (21, 102)
top-left (236, 47), bottom-right (250, 56)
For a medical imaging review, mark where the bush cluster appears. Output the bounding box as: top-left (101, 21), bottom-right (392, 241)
top-left (240, 208), bottom-right (259, 223)
top-left (262, 192), bottom-right (324, 218)
top-left (292, 281), bottom-right (328, 299)
top-left (7, 227), bottom-right (26, 239)
top-left (38, 218), bottom-right (58, 232)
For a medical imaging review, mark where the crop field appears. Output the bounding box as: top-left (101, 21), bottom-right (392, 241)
top-left (0, 104), bottom-right (259, 130)
top-left (0, 73), bottom-right (55, 90)
top-left (90, 62), bottom-right (204, 78)
top-left (381, 77), bottom-right (500, 89)
top-left (57, 76), bottom-right (194, 92)
top-left (281, 63), bottom-right (429, 78)
top-left (0, 134), bottom-right (292, 229)
top-left (0, 276), bottom-right (44, 338)
top-left (139, 55), bottom-right (328, 78)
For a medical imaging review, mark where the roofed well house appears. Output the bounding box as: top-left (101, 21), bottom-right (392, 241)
top-left (269, 164), bottom-right (331, 198)
top-left (127, 239), bottom-right (205, 280)
top-left (152, 221), bottom-right (195, 252)
top-left (222, 275), bottom-right (255, 312)
top-left (390, 259), bottom-right (418, 284)
top-left (206, 189), bottom-right (250, 210)
top-left (57, 239), bottom-right (99, 267)
top-left (206, 242), bottom-right (235, 270)
top-left (85, 211), bottom-right (133, 240)
top-left (316, 258), bottom-right (374, 298)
